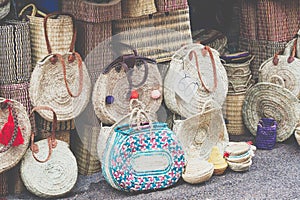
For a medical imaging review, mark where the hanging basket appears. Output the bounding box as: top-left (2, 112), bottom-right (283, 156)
top-left (242, 82), bottom-right (300, 142)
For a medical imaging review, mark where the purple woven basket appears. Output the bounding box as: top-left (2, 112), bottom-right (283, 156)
top-left (255, 118), bottom-right (277, 150)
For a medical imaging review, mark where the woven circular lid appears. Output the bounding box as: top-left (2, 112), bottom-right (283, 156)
top-left (243, 82), bottom-right (300, 142)
top-left (164, 43), bottom-right (228, 118)
top-left (21, 140), bottom-right (78, 198)
top-left (226, 150), bottom-right (251, 163)
top-left (29, 53), bottom-right (91, 121)
top-left (0, 98), bottom-right (31, 173)
top-left (259, 55), bottom-right (300, 98)
top-left (225, 142), bottom-right (250, 156)
top-left (227, 158), bottom-right (252, 172)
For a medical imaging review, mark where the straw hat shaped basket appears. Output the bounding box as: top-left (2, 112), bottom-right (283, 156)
top-left (242, 82), bottom-right (300, 142)
top-left (172, 100), bottom-right (229, 160)
top-left (101, 100), bottom-right (185, 192)
top-left (0, 98), bottom-right (31, 174)
top-left (29, 13), bottom-right (91, 122)
top-left (92, 47), bottom-right (162, 125)
top-left (0, 0), bottom-right (10, 20)
top-left (21, 106), bottom-right (77, 198)
top-left (259, 40), bottom-right (300, 98)
top-left (164, 43), bottom-right (228, 118)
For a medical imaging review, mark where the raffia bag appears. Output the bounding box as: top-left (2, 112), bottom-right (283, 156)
top-left (92, 48), bottom-right (162, 125)
top-left (102, 105), bottom-right (185, 192)
top-left (0, 98), bottom-right (31, 174)
top-left (155, 0), bottom-right (188, 12)
top-left (21, 106), bottom-right (77, 198)
top-left (19, 4), bottom-right (74, 69)
top-left (164, 43), bottom-right (228, 118)
top-left (243, 82), bottom-right (300, 142)
top-left (0, 20), bottom-right (31, 84)
top-left (121, 0), bottom-right (157, 18)
top-left (0, 0), bottom-right (10, 20)
top-left (113, 8), bottom-right (193, 63)
top-left (29, 13), bottom-right (91, 122)
top-left (172, 100), bottom-right (229, 160)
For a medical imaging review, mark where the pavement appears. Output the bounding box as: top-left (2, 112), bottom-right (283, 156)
top-left (5, 133), bottom-right (300, 200)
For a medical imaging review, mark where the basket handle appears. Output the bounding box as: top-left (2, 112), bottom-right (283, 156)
top-left (228, 78), bottom-right (252, 93)
top-left (0, 100), bottom-right (19, 153)
top-left (199, 99), bottom-right (221, 114)
top-left (18, 3), bottom-right (46, 18)
top-left (188, 46), bottom-right (218, 93)
top-left (268, 75), bottom-right (285, 88)
top-left (29, 106), bottom-right (57, 163)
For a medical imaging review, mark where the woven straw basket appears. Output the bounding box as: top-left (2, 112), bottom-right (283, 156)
top-left (0, 0), bottom-right (10, 20)
top-left (0, 98), bottom-right (31, 174)
top-left (0, 20), bottom-right (31, 84)
top-left (294, 127), bottom-right (300, 146)
top-left (173, 100), bottom-right (229, 160)
top-left (284, 30), bottom-right (300, 58)
top-left (155, 0), bottom-right (188, 12)
top-left (121, 0), bottom-right (157, 18)
top-left (21, 106), bottom-right (77, 198)
top-left (35, 113), bottom-right (75, 132)
top-left (242, 82), bottom-right (300, 142)
top-left (113, 8), bottom-right (193, 63)
top-left (164, 43), bottom-right (228, 118)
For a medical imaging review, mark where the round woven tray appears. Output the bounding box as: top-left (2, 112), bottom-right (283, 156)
top-left (0, 98), bottom-right (31, 174)
top-left (242, 82), bottom-right (300, 142)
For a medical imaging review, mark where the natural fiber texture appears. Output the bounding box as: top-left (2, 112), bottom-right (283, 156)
top-left (239, 37), bottom-right (287, 80)
top-left (0, 0), bottom-right (10, 20)
top-left (0, 98), bottom-right (31, 174)
top-left (0, 172), bottom-right (8, 196)
top-left (295, 127), bottom-right (300, 146)
top-left (240, 0), bottom-right (299, 42)
top-left (21, 140), bottom-right (78, 198)
top-left (192, 29), bottom-right (228, 55)
top-left (207, 146), bottom-right (228, 175)
top-left (97, 124), bottom-right (114, 162)
top-left (61, 0), bottom-right (121, 23)
top-left (222, 92), bottom-right (248, 135)
top-left (164, 43), bottom-right (228, 118)
top-left (29, 53), bottom-right (91, 121)
top-left (242, 82), bottom-right (300, 142)
top-left (71, 126), bottom-right (101, 175)
top-left (35, 113), bottom-right (75, 132)
top-left (173, 101), bottom-right (229, 160)
top-left (7, 163), bottom-right (25, 195)
top-left (284, 30), bottom-right (300, 58)
top-left (224, 142), bottom-right (250, 156)
top-left (255, 118), bottom-right (277, 150)
top-left (113, 8), bottom-right (193, 63)
top-left (258, 55), bottom-right (300, 98)
top-left (155, 0), bottom-right (188, 12)
top-left (121, 0), bottom-right (157, 18)
top-left (227, 158), bottom-right (252, 172)
top-left (0, 20), bottom-right (31, 84)
top-left (36, 130), bottom-right (71, 145)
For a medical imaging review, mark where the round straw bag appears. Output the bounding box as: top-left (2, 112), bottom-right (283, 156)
top-left (121, 0), bottom-right (157, 18)
top-left (0, 98), bottom-right (31, 174)
top-left (164, 43), bottom-right (228, 118)
top-left (0, 0), bottom-right (10, 20)
top-left (242, 82), bottom-right (300, 142)
top-left (92, 48), bottom-right (162, 125)
top-left (21, 106), bottom-right (77, 198)
top-left (173, 100), bottom-right (229, 160)
top-left (259, 41), bottom-right (300, 98)
top-left (30, 13), bottom-right (91, 121)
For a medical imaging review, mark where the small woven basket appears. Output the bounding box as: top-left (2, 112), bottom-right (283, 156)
top-left (121, 0), bottom-right (157, 18)
top-left (255, 118), bottom-right (277, 150)
top-left (155, 0), bottom-right (188, 12)
top-left (0, 0), bottom-right (10, 20)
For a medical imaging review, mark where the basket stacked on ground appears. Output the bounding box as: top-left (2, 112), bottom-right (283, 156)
top-left (221, 52), bottom-right (253, 135)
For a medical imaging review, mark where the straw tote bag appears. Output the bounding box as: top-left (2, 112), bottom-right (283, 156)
top-left (29, 13), bottom-right (91, 122)
top-left (92, 47), bottom-right (162, 125)
top-left (101, 104), bottom-right (185, 192)
top-left (19, 4), bottom-right (74, 69)
top-left (259, 40), bottom-right (300, 98)
top-left (0, 98), bottom-right (31, 174)
top-left (164, 43), bottom-right (228, 118)
top-left (172, 100), bottom-right (229, 160)
top-left (21, 106), bottom-right (77, 198)
top-left (0, 0), bottom-right (10, 20)
top-left (242, 82), bottom-right (300, 142)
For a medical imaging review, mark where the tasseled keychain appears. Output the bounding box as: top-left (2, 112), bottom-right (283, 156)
top-left (0, 101), bottom-right (24, 147)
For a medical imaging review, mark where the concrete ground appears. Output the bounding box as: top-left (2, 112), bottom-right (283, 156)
top-left (5, 133), bottom-right (300, 200)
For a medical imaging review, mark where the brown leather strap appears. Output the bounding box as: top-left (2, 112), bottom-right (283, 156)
top-left (43, 12), bottom-right (77, 54)
top-left (288, 38), bottom-right (297, 63)
top-left (29, 106), bottom-right (57, 163)
top-left (189, 46), bottom-right (218, 93)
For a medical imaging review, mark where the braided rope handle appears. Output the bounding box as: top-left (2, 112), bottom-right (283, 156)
top-left (29, 106), bottom-right (57, 163)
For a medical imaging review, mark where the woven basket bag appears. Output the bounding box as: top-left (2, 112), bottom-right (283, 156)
top-left (0, 0), bottom-right (10, 20)
top-left (283, 29), bottom-right (300, 59)
top-left (164, 43), bottom-right (228, 118)
top-left (0, 20), bottom-right (31, 84)
top-left (121, 0), bottom-right (157, 18)
top-left (19, 4), bottom-right (74, 69)
top-left (92, 48), bottom-right (162, 125)
top-left (155, 0), bottom-right (188, 12)
top-left (242, 82), bottom-right (300, 142)
top-left (21, 106), bottom-right (77, 198)
top-left (172, 100), bottom-right (229, 160)
top-left (113, 7), bottom-right (193, 63)
top-left (102, 105), bottom-right (185, 192)
top-left (0, 98), bottom-right (31, 174)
